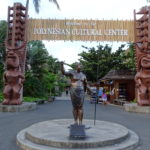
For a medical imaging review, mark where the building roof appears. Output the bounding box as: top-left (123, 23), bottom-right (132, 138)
top-left (101, 70), bottom-right (136, 80)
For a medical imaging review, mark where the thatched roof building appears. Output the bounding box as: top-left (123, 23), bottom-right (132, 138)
top-left (101, 70), bottom-right (135, 81)
top-left (100, 70), bottom-right (136, 102)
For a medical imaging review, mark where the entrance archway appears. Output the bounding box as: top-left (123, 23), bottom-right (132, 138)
top-left (2, 2), bottom-right (150, 106)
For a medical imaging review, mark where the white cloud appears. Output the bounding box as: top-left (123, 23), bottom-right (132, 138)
top-left (56, 47), bottom-right (79, 63)
top-left (43, 41), bottom-right (84, 64)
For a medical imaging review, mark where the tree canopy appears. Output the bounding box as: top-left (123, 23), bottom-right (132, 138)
top-left (0, 21), bottom-right (7, 91)
top-left (24, 40), bottom-right (66, 98)
top-left (78, 43), bottom-right (136, 82)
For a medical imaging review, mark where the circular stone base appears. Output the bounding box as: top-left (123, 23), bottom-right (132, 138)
top-left (17, 119), bottom-right (139, 150)
top-left (124, 103), bottom-right (150, 113)
top-left (0, 102), bottom-right (37, 112)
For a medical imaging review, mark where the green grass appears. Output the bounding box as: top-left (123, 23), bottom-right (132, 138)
top-left (0, 92), bottom-right (46, 103)
top-left (23, 96), bottom-right (46, 102)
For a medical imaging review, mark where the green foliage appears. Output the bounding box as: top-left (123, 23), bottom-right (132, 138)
top-left (0, 21), bottom-right (7, 45)
top-left (122, 44), bottom-right (136, 70)
top-left (0, 64), bottom-right (4, 92)
top-left (79, 44), bottom-right (114, 81)
top-left (56, 75), bottom-right (68, 95)
top-left (79, 43), bottom-right (136, 81)
top-left (112, 44), bottom-right (135, 71)
top-left (0, 21), bottom-right (7, 92)
top-left (26, 40), bottom-right (49, 77)
top-left (24, 40), bottom-right (65, 98)
top-left (23, 96), bottom-right (45, 102)
top-left (47, 55), bottom-right (60, 74)
top-left (42, 72), bottom-right (58, 96)
top-left (0, 93), bottom-right (4, 103)
top-left (23, 71), bottom-right (47, 97)
top-left (25, 41), bottom-right (50, 97)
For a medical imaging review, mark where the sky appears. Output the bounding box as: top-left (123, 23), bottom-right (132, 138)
top-left (0, 0), bottom-right (148, 66)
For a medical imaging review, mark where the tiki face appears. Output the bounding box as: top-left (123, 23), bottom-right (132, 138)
top-left (141, 55), bottom-right (150, 69)
top-left (6, 51), bottom-right (19, 69)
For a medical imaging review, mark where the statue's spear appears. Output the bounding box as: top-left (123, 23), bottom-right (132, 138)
top-left (94, 48), bottom-right (100, 125)
top-left (62, 62), bottom-right (73, 68)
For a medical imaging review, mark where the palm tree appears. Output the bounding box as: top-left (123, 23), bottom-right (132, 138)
top-left (27, 0), bottom-right (60, 13)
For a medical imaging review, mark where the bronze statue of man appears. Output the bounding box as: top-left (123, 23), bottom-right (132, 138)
top-left (61, 62), bottom-right (87, 125)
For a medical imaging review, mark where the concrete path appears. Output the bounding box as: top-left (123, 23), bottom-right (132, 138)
top-left (0, 98), bottom-right (150, 150)
top-left (55, 92), bottom-right (90, 101)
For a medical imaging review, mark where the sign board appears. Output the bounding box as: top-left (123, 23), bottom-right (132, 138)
top-left (27, 19), bottom-right (134, 42)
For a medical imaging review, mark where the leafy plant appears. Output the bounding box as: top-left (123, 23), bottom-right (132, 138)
top-left (0, 93), bottom-right (4, 103)
top-left (79, 43), bottom-right (136, 81)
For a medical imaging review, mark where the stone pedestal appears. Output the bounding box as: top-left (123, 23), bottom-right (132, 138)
top-left (124, 103), bottom-right (150, 113)
top-left (69, 124), bottom-right (86, 140)
top-left (0, 102), bottom-right (36, 112)
top-left (16, 119), bottom-right (139, 150)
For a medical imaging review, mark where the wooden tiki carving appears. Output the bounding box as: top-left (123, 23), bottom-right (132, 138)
top-left (2, 3), bottom-right (28, 105)
top-left (134, 6), bottom-right (150, 106)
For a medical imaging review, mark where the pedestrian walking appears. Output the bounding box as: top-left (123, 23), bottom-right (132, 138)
top-left (102, 89), bottom-right (108, 105)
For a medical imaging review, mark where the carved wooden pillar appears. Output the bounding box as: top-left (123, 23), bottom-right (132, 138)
top-left (134, 6), bottom-right (150, 106)
top-left (2, 3), bottom-right (28, 105)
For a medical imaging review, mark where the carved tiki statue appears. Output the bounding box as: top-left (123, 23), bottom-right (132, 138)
top-left (3, 51), bottom-right (24, 105)
top-left (134, 6), bottom-right (150, 106)
top-left (2, 3), bottom-right (27, 105)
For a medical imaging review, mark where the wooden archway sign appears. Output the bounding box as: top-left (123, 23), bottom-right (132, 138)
top-left (2, 2), bottom-right (150, 106)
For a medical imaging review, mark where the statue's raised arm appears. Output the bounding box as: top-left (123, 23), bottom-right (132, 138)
top-left (60, 61), bottom-right (72, 77)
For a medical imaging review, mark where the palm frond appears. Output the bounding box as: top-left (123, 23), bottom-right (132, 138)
top-left (33, 0), bottom-right (40, 13)
top-left (32, 0), bottom-right (60, 13)
top-left (49, 0), bottom-right (60, 10)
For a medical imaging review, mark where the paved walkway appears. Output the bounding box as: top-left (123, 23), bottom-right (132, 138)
top-left (55, 92), bottom-right (90, 101)
top-left (0, 97), bottom-right (150, 150)
top-left (55, 92), bottom-right (70, 100)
